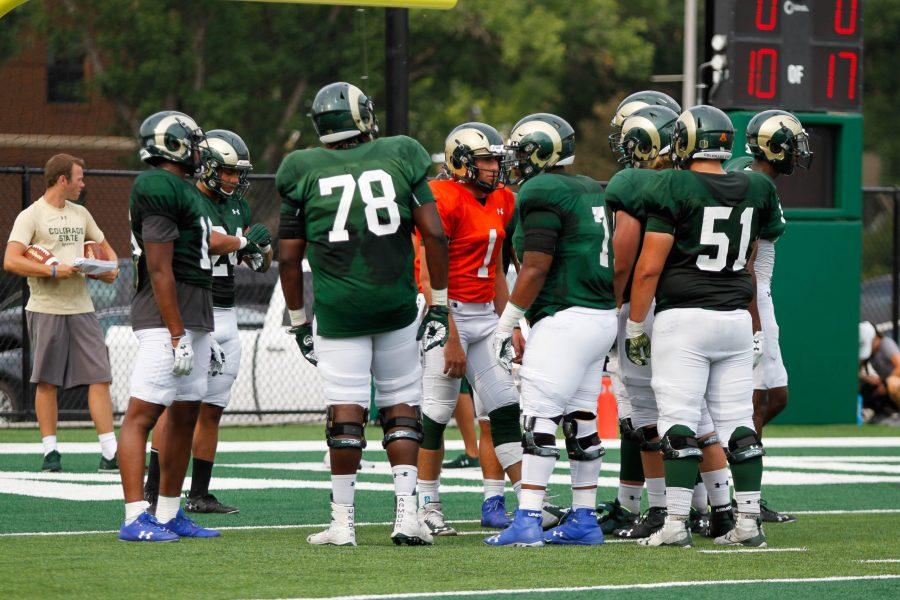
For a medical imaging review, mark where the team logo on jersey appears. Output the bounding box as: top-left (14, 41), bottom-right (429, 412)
top-left (232, 209), bottom-right (240, 215)
top-left (497, 208), bottom-right (504, 215)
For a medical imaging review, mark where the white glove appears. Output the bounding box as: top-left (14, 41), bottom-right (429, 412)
top-left (172, 338), bottom-right (194, 377)
top-left (209, 338), bottom-right (226, 376)
top-left (493, 329), bottom-right (515, 374)
top-left (752, 330), bottom-right (765, 368)
top-left (248, 253), bottom-right (265, 272)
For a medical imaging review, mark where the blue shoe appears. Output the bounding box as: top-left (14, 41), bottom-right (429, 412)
top-left (483, 509), bottom-right (544, 547)
top-left (118, 511), bottom-right (179, 542)
top-left (544, 507), bottom-right (605, 545)
top-left (481, 495), bottom-right (512, 529)
top-left (160, 508), bottom-right (221, 538)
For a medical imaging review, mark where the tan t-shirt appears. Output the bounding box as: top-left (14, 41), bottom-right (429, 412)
top-left (8, 196), bottom-right (105, 315)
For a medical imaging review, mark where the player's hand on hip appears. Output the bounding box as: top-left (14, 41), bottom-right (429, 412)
top-left (289, 322), bottom-right (317, 366)
top-left (512, 327), bottom-right (526, 364)
top-left (443, 335), bottom-right (467, 378)
top-left (493, 329), bottom-right (515, 374)
top-left (625, 319), bottom-right (651, 366)
top-left (418, 305), bottom-right (449, 352)
top-left (209, 338), bottom-right (226, 376)
top-left (171, 337), bottom-right (194, 376)
top-left (752, 330), bottom-right (765, 367)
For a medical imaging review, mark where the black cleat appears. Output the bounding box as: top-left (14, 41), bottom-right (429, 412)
top-left (614, 506), bottom-right (666, 539)
top-left (184, 493), bottom-right (240, 514)
top-left (689, 508), bottom-right (710, 536)
top-left (710, 502), bottom-right (736, 537)
top-left (597, 498), bottom-right (639, 534)
top-left (759, 498), bottom-right (796, 523)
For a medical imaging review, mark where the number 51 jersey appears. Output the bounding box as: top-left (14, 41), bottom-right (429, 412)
top-left (276, 135), bottom-right (435, 338)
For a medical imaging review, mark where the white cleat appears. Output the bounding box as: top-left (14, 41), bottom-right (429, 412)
top-left (392, 494), bottom-right (433, 546)
top-left (638, 518), bottom-right (693, 547)
top-left (420, 502), bottom-right (458, 536)
top-left (307, 502), bottom-right (356, 547)
top-left (715, 515), bottom-right (768, 547)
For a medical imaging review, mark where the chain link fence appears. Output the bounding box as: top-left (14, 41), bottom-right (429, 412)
top-left (861, 187), bottom-right (900, 341)
top-left (0, 167), bottom-right (323, 425)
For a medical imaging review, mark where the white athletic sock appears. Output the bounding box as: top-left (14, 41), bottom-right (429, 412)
top-left (734, 490), bottom-right (761, 516)
top-left (701, 468), bottom-right (731, 507)
top-left (418, 478), bottom-right (439, 507)
top-left (98, 432), bottom-right (117, 460)
top-left (392, 465), bottom-right (417, 496)
top-left (645, 477), bottom-right (666, 509)
top-left (571, 457), bottom-right (603, 509)
top-left (521, 453), bottom-right (556, 488)
top-left (692, 481), bottom-right (709, 513)
top-left (124, 500), bottom-right (149, 525)
top-left (572, 487), bottom-right (597, 510)
top-left (519, 488), bottom-right (545, 512)
top-left (512, 480), bottom-right (522, 501)
top-left (331, 473), bottom-right (357, 506)
top-left (156, 495), bottom-right (181, 524)
top-left (618, 483), bottom-right (643, 514)
top-left (666, 486), bottom-right (693, 518)
top-left (483, 478), bottom-right (505, 500)
top-left (42, 435), bottom-right (57, 456)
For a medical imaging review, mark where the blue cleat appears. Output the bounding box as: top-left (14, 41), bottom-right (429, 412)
top-left (118, 511), bottom-right (180, 542)
top-left (483, 509), bottom-right (544, 547)
top-left (481, 495), bottom-right (512, 529)
top-left (160, 508), bottom-right (221, 538)
top-left (544, 507), bottom-right (605, 545)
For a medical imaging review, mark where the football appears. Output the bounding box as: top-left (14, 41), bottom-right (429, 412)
top-left (83, 240), bottom-right (108, 261)
top-left (23, 244), bottom-right (59, 265)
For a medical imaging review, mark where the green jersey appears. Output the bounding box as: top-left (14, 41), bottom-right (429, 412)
top-left (205, 193), bottom-right (251, 308)
top-left (644, 169), bottom-right (786, 313)
top-left (513, 173), bottom-right (615, 323)
top-left (277, 135), bottom-right (435, 338)
top-left (604, 168), bottom-right (661, 303)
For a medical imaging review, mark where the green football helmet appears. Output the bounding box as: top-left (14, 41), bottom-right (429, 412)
top-left (199, 129), bottom-right (252, 200)
top-left (609, 90), bottom-right (681, 160)
top-left (619, 105), bottom-right (679, 168)
top-left (746, 109), bottom-right (813, 175)
top-left (671, 105), bottom-right (734, 167)
top-left (138, 110), bottom-right (205, 173)
top-left (724, 156), bottom-right (754, 173)
top-left (310, 82), bottom-right (379, 144)
top-left (506, 113), bottom-right (575, 184)
top-left (444, 122), bottom-right (506, 192)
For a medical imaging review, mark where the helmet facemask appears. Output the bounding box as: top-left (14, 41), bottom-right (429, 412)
top-left (769, 127), bottom-right (813, 175)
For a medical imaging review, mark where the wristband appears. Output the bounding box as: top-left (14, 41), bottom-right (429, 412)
top-left (625, 319), bottom-right (645, 338)
top-left (51, 265), bottom-right (57, 278)
top-left (497, 302), bottom-right (526, 333)
top-left (289, 308), bottom-right (308, 327)
top-left (238, 236), bottom-right (248, 250)
top-left (430, 288), bottom-right (448, 306)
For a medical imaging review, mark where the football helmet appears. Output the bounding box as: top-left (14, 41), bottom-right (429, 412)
top-left (138, 110), bottom-right (205, 173)
top-left (506, 113), bottom-right (575, 184)
top-left (199, 129), bottom-right (252, 199)
top-left (311, 82), bottom-right (379, 144)
top-left (444, 122), bottom-right (506, 192)
top-left (671, 105), bottom-right (734, 167)
top-left (609, 91), bottom-right (681, 160)
top-left (745, 109), bottom-right (813, 175)
top-left (619, 105), bottom-right (679, 168)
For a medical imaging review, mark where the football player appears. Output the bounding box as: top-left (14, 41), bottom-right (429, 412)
top-left (277, 82), bottom-right (449, 547)
top-left (626, 106), bottom-right (784, 548)
top-left (726, 109), bottom-right (811, 524)
top-left (416, 122), bottom-right (522, 536)
top-left (119, 111), bottom-right (265, 542)
top-left (485, 113), bottom-right (616, 547)
top-left (143, 129), bottom-right (272, 515)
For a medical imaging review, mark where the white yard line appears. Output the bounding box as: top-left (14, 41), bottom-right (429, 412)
top-left (698, 547), bottom-right (808, 554)
top-left (859, 559), bottom-right (900, 563)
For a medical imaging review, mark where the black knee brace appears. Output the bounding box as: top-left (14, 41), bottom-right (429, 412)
top-left (325, 406), bottom-right (367, 450)
top-left (378, 406), bottom-right (424, 449)
top-left (521, 416), bottom-right (561, 458)
top-left (662, 432), bottom-right (703, 461)
top-left (726, 430), bottom-right (765, 463)
top-left (562, 411), bottom-right (605, 461)
top-left (637, 424), bottom-right (662, 452)
top-left (699, 433), bottom-right (720, 449)
top-left (618, 417), bottom-right (638, 442)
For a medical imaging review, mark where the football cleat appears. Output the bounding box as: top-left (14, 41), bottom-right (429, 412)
top-left (541, 501), bottom-right (569, 530)
top-left (391, 494), bottom-right (433, 546)
top-left (615, 506), bottom-right (666, 539)
top-left (760, 499), bottom-right (796, 523)
top-left (597, 498), bottom-right (639, 534)
top-left (709, 503), bottom-right (736, 537)
top-left (689, 507), bottom-right (710, 536)
top-left (483, 509), bottom-right (544, 547)
top-left (544, 508), bottom-right (605, 545)
top-left (308, 502), bottom-right (356, 546)
top-left (481, 495), bottom-right (512, 529)
top-left (98, 454), bottom-right (119, 474)
top-left (185, 493), bottom-right (239, 515)
top-left (715, 515), bottom-right (767, 547)
top-left (638, 518), bottom-right (693, 547)
top-left (159, 509), bottom-right (221, 538)
top-left (42, 450), bottom-right (61, 472)
top-left (442, 453), bottom-right (480, 469)
top-left (118, 512), bottom-right (179, 543)
top-left (420, 501), bottom-right (457, 536)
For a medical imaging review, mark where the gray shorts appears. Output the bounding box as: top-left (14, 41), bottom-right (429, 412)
top-left (27, 311), bottom-right (112, 388)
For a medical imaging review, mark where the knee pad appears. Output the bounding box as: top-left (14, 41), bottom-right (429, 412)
top-left (521, 415), bottom-right (561, 459)
top-left (420, 414), bottom-right (447, 451)
top-left (379, 406), bottom-right (424, 449)
top-left (562, 411), bottom-right (605, 461)
top-left (726, 427), bottom-right (765, 464)
top-left (699, 433), bottom-right (720, 449)
top-left (325, 405), bottom-right (367, 450)
top-left (618, 417), bottom-right (638, 442)
top-left (637, 424), bottom-right (662, 452)
top-left (661, 425), bottom-right (703, 462)
top-left (488, 403), bottom-right (522, 447)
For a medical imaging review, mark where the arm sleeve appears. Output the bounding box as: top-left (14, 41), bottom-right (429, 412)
top-left (276, 153), bottom-right (307, 241)
top-left (142, 214), bottom-right (179, 243)
top-left (84, 209), bottom-right (105, 243)
top-left (521, 209), bottom-right (563, 254)
top-left (7, 210), bottom-right (35, 245)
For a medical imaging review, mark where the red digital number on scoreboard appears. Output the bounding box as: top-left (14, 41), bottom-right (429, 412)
top-left (747, 48), bottom-right (778, 99)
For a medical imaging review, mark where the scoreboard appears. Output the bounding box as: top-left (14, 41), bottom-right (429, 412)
top-left (708, 0), bottom-right (863, 112)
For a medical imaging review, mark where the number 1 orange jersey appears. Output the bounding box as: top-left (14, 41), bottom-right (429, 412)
top-left (428, 178), bottom-right (515, 303)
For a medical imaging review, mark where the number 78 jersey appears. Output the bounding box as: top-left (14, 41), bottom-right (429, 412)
top-left (276, 135), bottom-right (435, 338)
top-left (644, 169), bottom-right (786, 313)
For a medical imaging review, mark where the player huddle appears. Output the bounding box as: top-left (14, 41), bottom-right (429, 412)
top-left (118, 80), bottom-right (812, 549)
